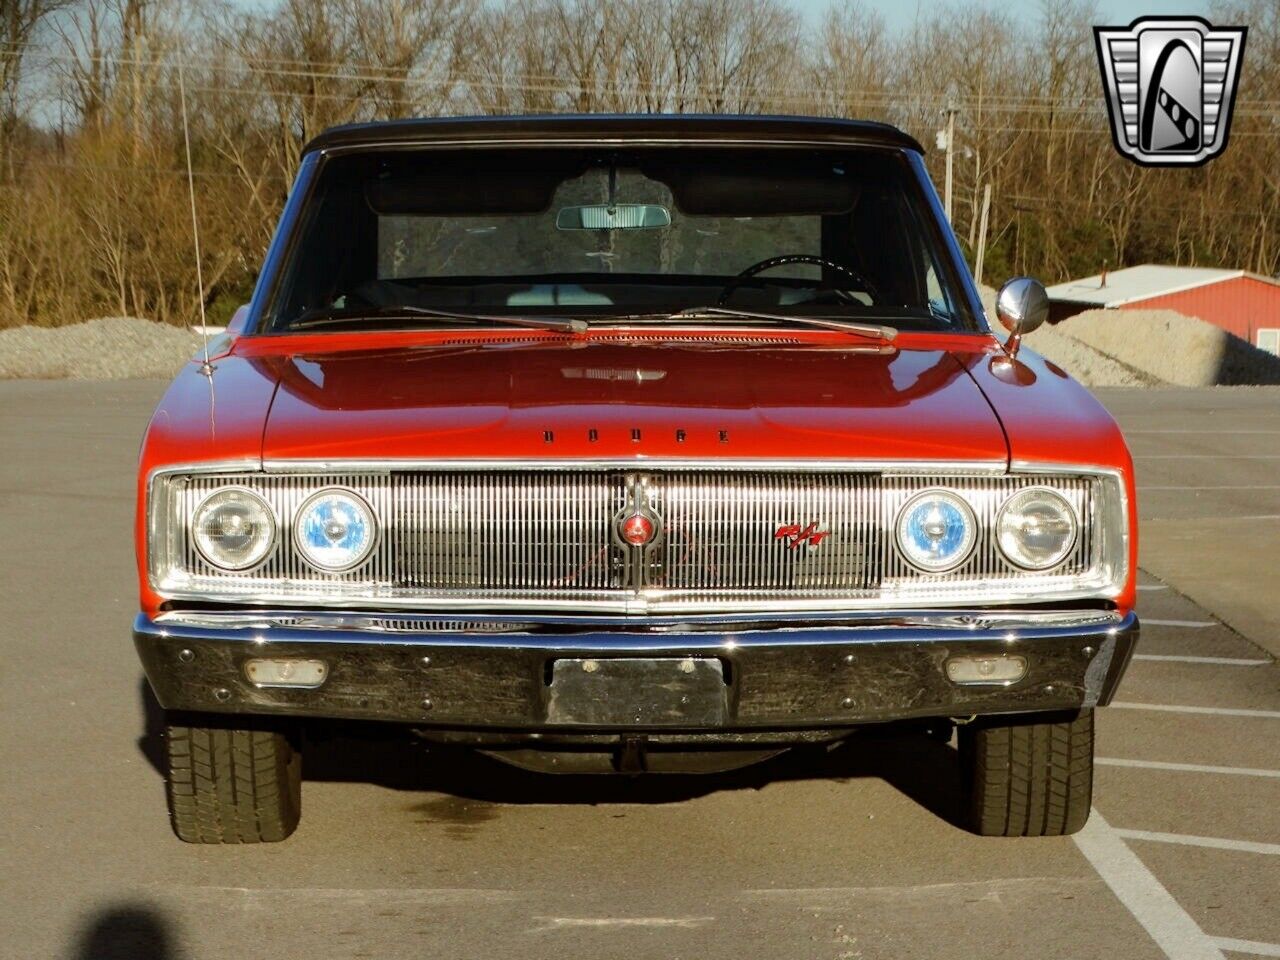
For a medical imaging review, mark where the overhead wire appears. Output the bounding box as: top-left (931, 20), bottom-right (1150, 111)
top-left (3, 43), bottom-right (1278, 116)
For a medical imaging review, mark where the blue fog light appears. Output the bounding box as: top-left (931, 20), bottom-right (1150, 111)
top-left (896, 491), bottom-right (977, 572)
top-left (294, 489), bottom-right (377, 572)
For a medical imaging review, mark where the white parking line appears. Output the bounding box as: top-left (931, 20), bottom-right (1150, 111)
top-left (1073, 810), bottom-right (1225, 960)
top-left (1135, 455), bottom-right (1280, 460)
top-left (1111, 702), bottom-right (1280, 719)
top-left (531, 916), bottom-right (715, 931)
top-left (1096, 758), bottom-right (1280, 778)
top-left (1133, 654), bottom-right (1270, 666)
top-left (1142, 619), bottom-right (1220, 628)
top-left (1161, 516), bottom-right (1280, 522)
top-left (1138, 584), bottom-right (1169, 591)
top-left (1141, 485), bottom-right (1280, 491)
top-left (1115, 829), bottom-right (1280, 856)
top-left (1211, 937), bottom-right (1280, 958)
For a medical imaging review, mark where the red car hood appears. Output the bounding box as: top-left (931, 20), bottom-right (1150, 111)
top-left (248, 333), bottom-right (1010, 464)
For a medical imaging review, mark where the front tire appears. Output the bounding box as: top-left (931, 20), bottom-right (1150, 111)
top-left (958, 710), bottom-right (1094, 837)
top-left (165, 716), bottom-right (302, 843)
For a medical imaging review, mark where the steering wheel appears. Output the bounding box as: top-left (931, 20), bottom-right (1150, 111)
top-left (717, 254), bottom-right (879, 306)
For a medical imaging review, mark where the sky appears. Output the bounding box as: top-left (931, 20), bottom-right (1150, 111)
top-left (789, 0), bottom-right (1213, 32)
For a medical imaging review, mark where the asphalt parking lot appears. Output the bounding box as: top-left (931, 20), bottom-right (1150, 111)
top-left (1, 381), bottom-right (1276, 960)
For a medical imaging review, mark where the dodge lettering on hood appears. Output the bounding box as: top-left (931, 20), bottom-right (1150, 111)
top-left (134, 115), bottom-right (1137, 843)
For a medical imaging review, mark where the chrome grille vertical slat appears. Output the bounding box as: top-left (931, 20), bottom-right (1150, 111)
top-left (493, 473), bottom-right (504, 589)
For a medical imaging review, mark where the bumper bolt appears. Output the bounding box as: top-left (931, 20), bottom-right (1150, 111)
top-left (844, 654), bottom-right (855, 665)
top-left (840, 696), bottom-right (855, 710)
top-left (421, 697), bottom-right (434, 712)
top-left (177, 648), bottom-right (195, 663)
top-left (1082, 646), bottom-right (1095, 658)
top-left (213, 687), bottom-right (231, 703)
top-left (420, 655), bottom-right (432, 667)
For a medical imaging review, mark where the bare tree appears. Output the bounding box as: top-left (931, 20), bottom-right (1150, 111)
top-left (1, 0), bottom-right (73, 176)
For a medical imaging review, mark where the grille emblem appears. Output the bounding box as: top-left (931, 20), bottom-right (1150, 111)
top-left (621, 513), bottom-right (655, 546)
top-left (775, 522), bottom-right (830, 550)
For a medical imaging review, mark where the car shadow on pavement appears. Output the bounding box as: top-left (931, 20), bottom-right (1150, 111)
top-left (69, 904), bottom-right (180, 960)
top-left (135, 676), bottom-right (965, 830)
top-left (305, 727), bottom-right (967, 830)
top-left (137, 677), bottom-right (166, 773)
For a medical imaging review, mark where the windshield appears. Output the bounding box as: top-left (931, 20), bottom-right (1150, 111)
top-left (262, 147), bottom-right (977, 332)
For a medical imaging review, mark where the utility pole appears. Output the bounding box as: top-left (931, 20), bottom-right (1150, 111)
top-left (974, 183), bottom-right (993, 285)
top-left (943, 93), bottom-right (957, 224)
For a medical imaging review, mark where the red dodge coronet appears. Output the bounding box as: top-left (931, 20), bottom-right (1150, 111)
top-left (134, 115), bottom-right (1138, 843)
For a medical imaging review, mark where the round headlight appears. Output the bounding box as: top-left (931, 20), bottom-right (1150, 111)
top-left (896, 490), bottom-right (977, 573)
top-left (294, 488), bottom-right (377, 572)
top-left (192, 488), bottom-right (276, 571)
top-left (997, 488), bottom-right (1078, 570)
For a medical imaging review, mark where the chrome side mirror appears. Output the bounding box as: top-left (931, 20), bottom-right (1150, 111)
top-left (995, 277), bottom-right (1049, 359)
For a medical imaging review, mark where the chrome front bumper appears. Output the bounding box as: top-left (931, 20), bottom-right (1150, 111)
top-left (134, 609), bottom-right (1138, 729)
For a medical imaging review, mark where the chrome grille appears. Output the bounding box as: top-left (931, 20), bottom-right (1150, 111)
top-left (155, 467), bottom-right (1117, 612)
top-left (655, 472), bottom-right (880, 598)
top-left (394, 471), bottom-right (625, 598)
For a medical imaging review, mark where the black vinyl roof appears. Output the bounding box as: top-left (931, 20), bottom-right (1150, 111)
top-left (303, 114), bottom-right (924, 156)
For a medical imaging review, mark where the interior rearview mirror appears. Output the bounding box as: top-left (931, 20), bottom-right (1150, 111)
top-left (556, 204), bottom-right (671, 231)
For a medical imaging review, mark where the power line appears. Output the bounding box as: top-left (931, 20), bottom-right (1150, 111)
top-left (0, 157), bottom-right (286, 178)
top-left (5, 64), bottom-right (1280, 136)
top-left (1005, 194), bottom-right (1272, 221)
top-left (4, 44), bottom-right (1278, 113)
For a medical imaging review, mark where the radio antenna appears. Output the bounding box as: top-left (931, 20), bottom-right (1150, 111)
top-left (177, 55), bottom-right (211, 375)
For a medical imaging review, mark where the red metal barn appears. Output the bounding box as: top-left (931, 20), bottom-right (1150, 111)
top-left (1046, 265), bottom-right (1280, 355)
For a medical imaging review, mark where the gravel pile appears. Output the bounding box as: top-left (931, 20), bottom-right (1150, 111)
top-left (976, 284), bottom-right (1280, 387)
top-left (1056, 309), bottom-right (1280, 386)
top-left (0, 317), bottom-right (202, 380)
top-left (1016, 321), bottom-right (1157, 387)
top-left (977, 285), bottom-right (1155, 387)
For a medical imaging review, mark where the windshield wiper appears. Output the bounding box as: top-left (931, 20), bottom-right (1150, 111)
top-left (669, 306), bottom-right (897, 341)
top-left (288, 304), bottom-right (588, 334)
